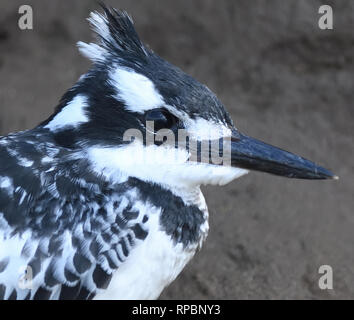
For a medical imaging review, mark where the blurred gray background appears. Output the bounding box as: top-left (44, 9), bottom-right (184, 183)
top-left (0, 0), bottom-right (353, 299)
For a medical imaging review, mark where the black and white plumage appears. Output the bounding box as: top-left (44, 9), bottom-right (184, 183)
top-left (0, 5), bottom-right (335, 300)
top-left (0, 130), bottom-right (207, 300)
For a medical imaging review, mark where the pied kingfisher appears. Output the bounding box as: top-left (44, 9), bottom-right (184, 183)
top-left (0, 5), bottom-right (336, 300)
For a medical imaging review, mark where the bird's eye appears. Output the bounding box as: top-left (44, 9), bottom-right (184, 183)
top-left (145, 108), bottom-right (178, 132)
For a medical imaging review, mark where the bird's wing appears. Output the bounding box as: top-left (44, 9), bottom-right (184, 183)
top-left (0, 133), bottom-right (149, 299)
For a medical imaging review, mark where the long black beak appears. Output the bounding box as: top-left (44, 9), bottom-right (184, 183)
top-left (230, 130), bottom-right (337, 180)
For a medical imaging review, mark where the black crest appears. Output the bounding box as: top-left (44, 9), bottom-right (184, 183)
top-left (78, 4), bottom-right (149, 62)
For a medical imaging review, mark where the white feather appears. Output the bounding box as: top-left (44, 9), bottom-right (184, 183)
top-left (94, 203), bottom-right (199, 300)
top-left (77, 41), bottom-right (106, 62)
top-left (109, 66), bottom-right (164, 113)
top-left (44, 95), bottom-right (89, 131)
top-left (87, 141), bottom-right (248, 193)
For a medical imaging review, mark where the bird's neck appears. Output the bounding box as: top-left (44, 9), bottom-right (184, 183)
top-left (126, 178), bottom-right (209, 249)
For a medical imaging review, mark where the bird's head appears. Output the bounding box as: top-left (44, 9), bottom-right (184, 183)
top-left (41, 6), bottom-right (336, 190)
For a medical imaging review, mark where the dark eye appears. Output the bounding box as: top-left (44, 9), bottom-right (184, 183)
top-left (145, 108), bottom-right (178, 132)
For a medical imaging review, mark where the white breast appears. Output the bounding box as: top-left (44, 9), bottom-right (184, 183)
top-left (94, 209), bottom-right (200, 300)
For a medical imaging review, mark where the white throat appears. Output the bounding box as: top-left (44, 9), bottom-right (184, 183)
top-left (86, 142), bottom-right (248, 202)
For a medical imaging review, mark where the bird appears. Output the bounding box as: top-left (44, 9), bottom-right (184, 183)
top-left (0, 5), bottom-right (336, 300)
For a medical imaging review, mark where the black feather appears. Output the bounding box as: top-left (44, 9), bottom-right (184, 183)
top-left (97, 4), bottom-right (148, 59)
